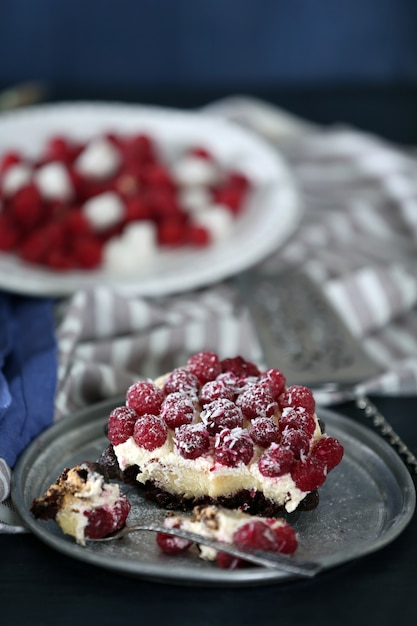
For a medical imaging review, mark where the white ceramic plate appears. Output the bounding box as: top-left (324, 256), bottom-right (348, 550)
top-left (0, 102), bottom-right (301, 297)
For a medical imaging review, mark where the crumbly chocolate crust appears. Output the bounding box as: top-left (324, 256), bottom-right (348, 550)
top-left (30, 462), bottom-right (108, 521)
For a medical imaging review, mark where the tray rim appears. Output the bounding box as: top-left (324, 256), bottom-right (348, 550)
top-left (11, 398), bottom-right (416, 586)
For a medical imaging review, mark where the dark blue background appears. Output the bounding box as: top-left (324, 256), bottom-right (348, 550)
top-left (1, 0), bottom-right (417, 142)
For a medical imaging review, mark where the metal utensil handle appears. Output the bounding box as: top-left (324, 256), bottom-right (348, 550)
top-left (355, 395), bottom-right (417, 474)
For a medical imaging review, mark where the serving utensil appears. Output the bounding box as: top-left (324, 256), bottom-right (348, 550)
top-left (88, 520), bottom-right (321, 577)
top-left (239, 269), bottom-right (417, 474)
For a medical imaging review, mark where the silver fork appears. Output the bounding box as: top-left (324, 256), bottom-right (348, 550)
top-left (89, 522), bottom-right (321, 577)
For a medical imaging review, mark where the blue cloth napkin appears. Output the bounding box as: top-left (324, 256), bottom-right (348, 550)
top-left (0, 292), bottom-right (57, 500)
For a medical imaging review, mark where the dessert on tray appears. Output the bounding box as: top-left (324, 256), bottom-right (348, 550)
top-left (103, 351), bottom-right (344, 515)
top-left (156, 504), bottom-right (298, 569)
top-left (30, 462), bottom-right (130, 545)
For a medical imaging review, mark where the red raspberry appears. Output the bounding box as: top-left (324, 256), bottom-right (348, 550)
top-left (220, 356), bottom-right (260, 378)
top-left (133, 414), bottom-right (168, 451)
top-left (126, 380), bottom-right (164, 416)
top-left (278, 385), bottom-right (316, 415)
top-left (233, 520), bottom-right (278, 551)
top-left (291, 457), bottom-right (327, 492)
top-left (200, 398), bottom-right (243, 435)
top-left (186, 351), bottom-right (221, 384)
top-left (142, 163), bottom-right (175, 190)
top-left (249, 417), bottom-right (280, 448)
top-left (259, 368), bottom-right (286, 400)
top-left (107, 405), bottom-right (138, 445)
top-left (160, 392), bottom-right (196, 429)
top-left (188, 146), bottom-right (213, 160)
top-left (84, 494), bottom-right (131, 539)
top-left (9, 184), bottom-right (44, 228)
top-left (267, 520), bottom-right (298, 554)
top-left (214, 428), bottom-right (254, 467)
top-left (199, 380), bottom-right (235, 406)
top-left (279, 406), bottom-right (316, 437)
top-left (20, 231), bottom-right (49, 264)
top-left (213, 185), bottom-right (245, 215)
top-left (174, 423), bottom-right (210, 459)
top-left (156, 531), bottom-right (192, 555)
top-left (0, 214), bottom-right (20, 250)
top-left (0, 150), bottom-right (21, 174)
top-left (72, 235), bottom-right (103, 269)
top-left (236, 384), bottom-right (277, 420)
top-left (258, 443), bottom-right (294, 477)
top-left (162, 368), bottom-right (200, 397)
top-left (311, 436), bottom-right (344, 471)
top-left (216, 552), bottom-right (247, 570)
top-left (186, 224), bottom-right (211, 247)
top-left (122, 133), bottom-right (155, 165)
top-left (280, 427), bottom-right (310, 459)
top-left (157, 218), bottom-right (185, 246)
top-left (124, 196), bottom-right (152, 221)
top-left (43, 136), bottom-right (75, 164)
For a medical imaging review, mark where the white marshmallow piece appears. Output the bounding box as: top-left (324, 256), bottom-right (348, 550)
top-left (178, 186), bottom-right (212, 213)
top-left (75, 137), bottom-right (121, 180)
top-left (82, 191), bottom-right (125, 231)
top-left (1, 163), bottom-right (32, 196)
top-left (103, 221), bottom-right (157, 275)
top-left (194, 204), bottom-right (234, 242)
top-left (34, 161), bottom-right (73, 201)
top-left (172, 155), bottom-right (219, 187)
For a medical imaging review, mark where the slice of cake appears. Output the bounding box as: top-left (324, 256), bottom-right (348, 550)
top-left (156, 504), bottom-right (298, 569)
top-left (30, 462), bottom-right (130, 545)
top-left (104, 351), bottom-right (344, 515)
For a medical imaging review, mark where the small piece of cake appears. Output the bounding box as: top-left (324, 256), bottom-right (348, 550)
top-left (104, 351), bottom-right (344, 516)
top-left (156, 504), bottom-right (298, 569)
top-left (30, 462), bottom-right (130, 545)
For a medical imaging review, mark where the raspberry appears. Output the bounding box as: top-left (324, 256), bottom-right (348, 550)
top-left (162, 368), bottom-right (200, 397)
top-left (84, 494), bottom-right (131, 539)
top-left (107, 406), bottom-right (138, 445)
top-left (0, 214), bottom-right (20, 250)
top-left (72, 235), bottom-right (103, 269)
top-left (200, 398), bottom-right (243, 435)
top-left (216, 552), bottom-right (247, 570)
top-left (258, 443), bottom-right (294, 477)
top-left (249, 417), bottom-right (280, 448)
top-left (157, 218), bottom-right (185, 246)
top-left (0, 150), bottom-right (21, 174)
top-left (259, 368), bottom-right (286, 400)
top-left (9, 183), bottom-right (44, 228)
top-left (311, 436), bottom-right (344, 471)
top-left (20, 231), bottom-right (49, 264)
top-left (233, 520), bottom-right (278, 551)
top-left (186, 224), bottom-right (211, 247)
top-left (156, 531), bottom-right (192, 555)
top-left (236, 384), bottom-right (277, 420)
top-left (280, 427), bottom-right (310, 459)
top-left (268, 520), bottom-right (298, 554)
top-left (126, 380), bottom-right (164, 416)
top-left (291, 456), bottom-right (327, 492)
top-left (279, 406), bottom-right (316, 437)
top-left (133, 414), bottom-right (168, 451)
top-left (124, 196), bottom-right (152, 221)
top-left (43, 136), bottom-right (75, 164)
top-left (220, 356), bottom-right (260, 378)
top-left (186, 351), bottom-right (221, 384)
top-left (214, 428), bottom-right (254, 467)
top-left (160, 392), bottom-right (196, 429)
top-left (278, 385), bottom-right (316, 415)
top-left (174, 423), bottom-right (210, 459)
top-left (199, 380), bottom-right (235, 406)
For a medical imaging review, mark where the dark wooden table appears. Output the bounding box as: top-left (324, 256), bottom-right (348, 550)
top-left (1, 396), bottom-right (416, 626)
